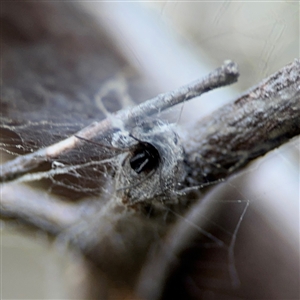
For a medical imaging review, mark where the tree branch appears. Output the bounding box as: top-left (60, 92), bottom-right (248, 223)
top-left (183, 58), bottom-right (300, 187)
top-left (0, 61), bottom-right (238, 183)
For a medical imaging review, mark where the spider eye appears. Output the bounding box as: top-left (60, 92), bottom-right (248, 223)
top-left (130, 142), bottom-right (160, 174)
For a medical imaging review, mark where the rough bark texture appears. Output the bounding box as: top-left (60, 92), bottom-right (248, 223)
top-left (183, 59), bottom-right (300, 187)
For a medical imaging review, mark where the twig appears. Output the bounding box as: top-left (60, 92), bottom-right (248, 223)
top-left (0, 61), bottom-right (239, 183)
top-left (183, 58), bottom-right (300, 187)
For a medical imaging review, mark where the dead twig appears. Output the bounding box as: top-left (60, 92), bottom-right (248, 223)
top-left (183, 58), bottom-right (300, 187)
top-left (0, 60), bottom-right (238, 183)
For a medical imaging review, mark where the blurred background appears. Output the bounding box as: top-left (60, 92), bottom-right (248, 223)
top-left (1, 1), bottom-right (299, 299)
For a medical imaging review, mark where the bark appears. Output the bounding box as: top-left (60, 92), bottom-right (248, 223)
top-left (183, 59), bottom-right (300, 187)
